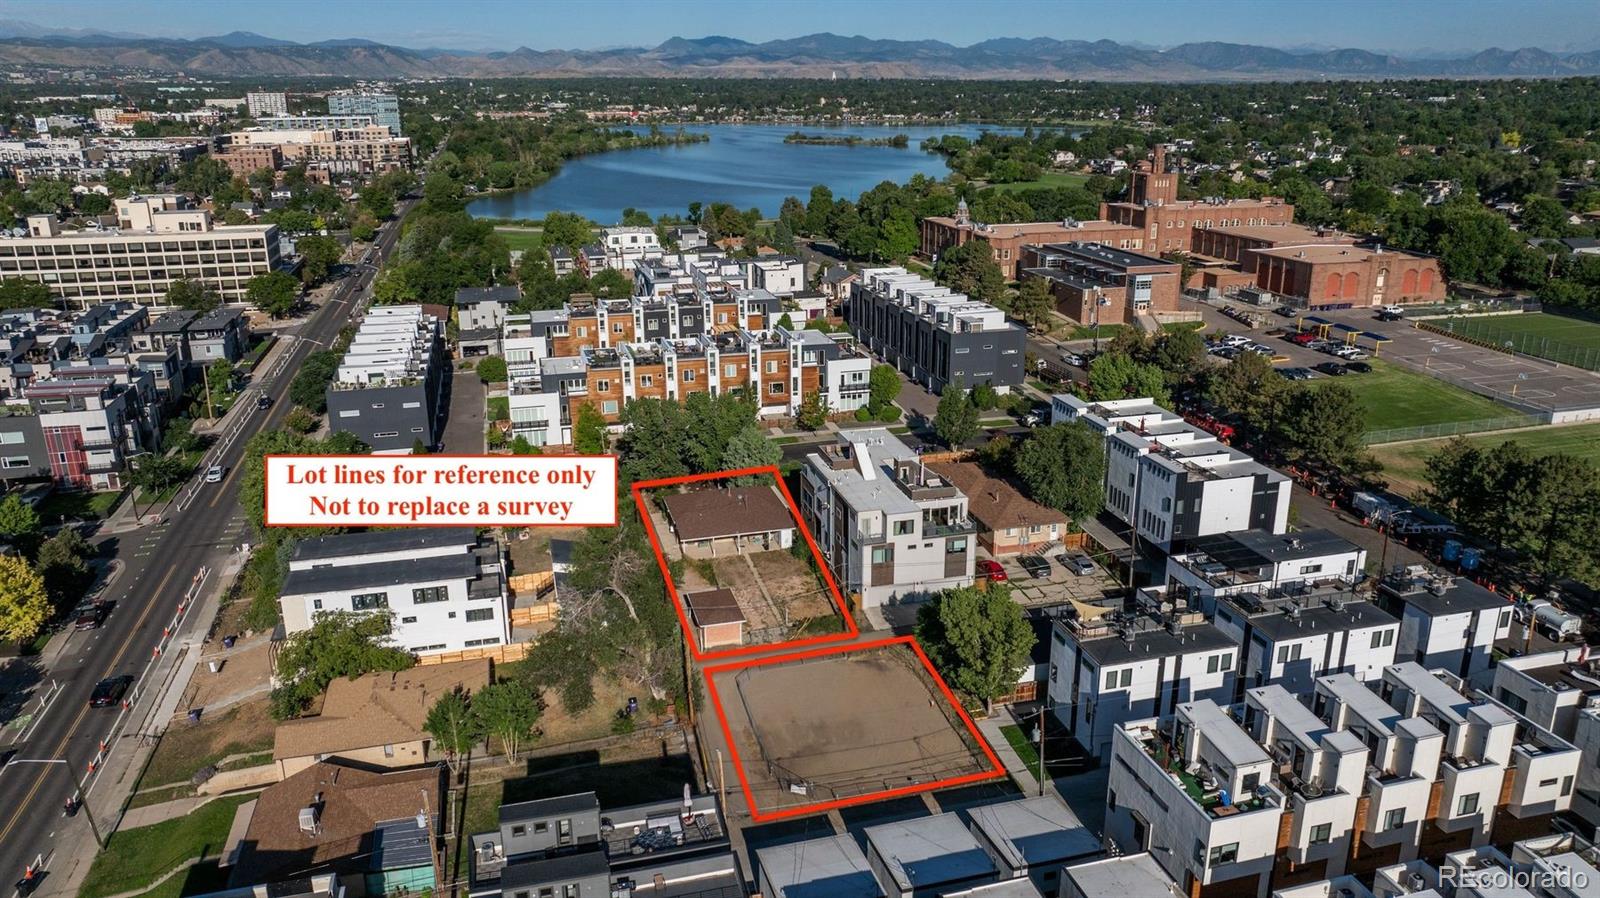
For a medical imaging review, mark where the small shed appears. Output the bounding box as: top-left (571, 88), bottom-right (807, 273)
top-left (683, 587), bottom-right (746, 649)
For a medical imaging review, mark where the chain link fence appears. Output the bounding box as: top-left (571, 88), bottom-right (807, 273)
top-left (1363, 414), bottom-right (1545, 445)
top-left (1421, 317), bottom-right (1600, 372)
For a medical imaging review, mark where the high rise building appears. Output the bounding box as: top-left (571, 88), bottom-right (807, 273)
top-left (245, 91), bottom-right (287, 118)
top-left (327, 91), bottom-right (401, 135)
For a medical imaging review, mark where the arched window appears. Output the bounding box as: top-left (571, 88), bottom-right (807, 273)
top-left (1325, 272), bottom-right (1342, 299)
top-left (1342, 272), bottom-right (1359, 299)
top-left (1420, 269), bottom-right (1435, 293)
top-left (1402, 269), bottom-right (1418, 294)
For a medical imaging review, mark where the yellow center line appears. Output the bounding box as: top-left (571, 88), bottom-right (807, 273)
top-left (0, 564), bottom-right (181, 847)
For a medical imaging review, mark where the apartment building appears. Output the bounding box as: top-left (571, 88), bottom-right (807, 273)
top-left (1106, 699), bottom-right (1286, 898)
top-left (229, 125), bottom-right (413, 175)
top-left (327, 91), bottom-right (402, 135)
top-left (245, 92), bottom-right (287, 118)
top-left (1054, 394), bottom-right (1292, 552)
top-left (1488, 647), bottom-right (1598, 741)
top-left (600, 226), bottom-right (661, 270)
top-left (1019, 242), bottom-right (1183, 325)
top-left (847, 267), bottom-right (1027, 392)
top-left (0, 194), bottom-right (283, 308)
top-left (1376, 566), bottom-right (1512, 680)
top-left (1048, 605), bottom-right (1239, 761)
top-left (25, 364), bottom-right (161, 490)
top-left (798, 428), bottom-right (976, 609)
top-left (920, 198), bottom-right (1144, 279)
top-left (326, 305), bottom-right (445, 453)
top-left (279, 528), bottom-right (508, 657)
top-left (633, 249), bottom-right (746, 300)
top-left (255, 113), bottom-right (378, 132)
top-left (213, 143), bottom-right (282, 177)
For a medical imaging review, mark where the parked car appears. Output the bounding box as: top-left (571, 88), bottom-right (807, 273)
top-left (206, 465), bottom-right (224, 483)
top-left (977, 559), bottom-right (1008, 582)
top-left (1018, 555), bottom-right (1053, 579)
top-left (74, 602), bottom-right (108, 631)
top-left (89, 676), bottom-right (133, 708)
top-left (1379, 305), bottom-right (1406, 316)
top-left (1335, 346), bottom-right (1368, 360)
top-left (1060, 351), bottom-right (1085, 367)
top-left (1059, 552), bottom-right (1097, 576)
top-left (1377, 309), bottom-right (1404, 322)
top-left (1274, 305), bottom-right (1299, 317)
top-left (1345, 361), bottom-right (1373, 374)
top-left (1221, 334), bottom-right (1251, 348)
top-left (1288, 331), bottom-right (1318, 345)
top-left (1314, 362), bottom-right (1348, 376)
top-left (1278, 367), bottom-right (1316, 380)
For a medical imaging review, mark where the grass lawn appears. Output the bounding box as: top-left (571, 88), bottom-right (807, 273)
top-left (78, 795), bottom-right (250, 898)
top-left (1435, 312), bottom-right (1600, 369)
top-left (1063, 322), bottom-right (1126, 342)
top-left (37, 489), bottom-right (124, 522)
top-left (487, 396), bottom-right (510, 422)
top-left (139, 700), bottom-right (276, 789)
top-left (988, 171), bottom-right (1092, 193)
top-left (1307, 359), bottom-right (1512, 432)
top-left (494, 227), bottom-right (544, 254)
top-left (126, 783), bottom-right (196, 810)
top-left (1372, 421), bottom-right (1600, 499)
top-left (1162, 321), bottom-right (1206, 333)
top-left (1000, 724), bottom-right (1041, 772)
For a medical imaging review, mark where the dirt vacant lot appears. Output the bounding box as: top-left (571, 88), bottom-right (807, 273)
top-left (709, 642), bottom-right (1000, 818)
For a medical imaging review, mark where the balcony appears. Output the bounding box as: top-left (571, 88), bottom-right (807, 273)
top-left (922, 518), bottom-right (977, 538)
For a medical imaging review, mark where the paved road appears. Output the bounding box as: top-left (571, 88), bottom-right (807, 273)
top-left (439, 367), bottom-right (486, 453)
top-left (0, 198), bottom-right (415, 891)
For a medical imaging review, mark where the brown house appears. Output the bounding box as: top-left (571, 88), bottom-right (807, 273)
top-left (661, 484), bottom-right (797, 559)
top-left (271, 660), bottom-right (491, 779)
top-left (229, 760), bottom-right (443, 890)
top-left (927, 461), bottom-right (1068, 555)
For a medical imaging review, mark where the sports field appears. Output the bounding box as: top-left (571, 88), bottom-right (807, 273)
top-left (1371, 421), bottom-right (1600, 497)
top-left (1435, 312), bottom-right (1600, 371)
top-left (1308, 359), bottom-right (1511, 432)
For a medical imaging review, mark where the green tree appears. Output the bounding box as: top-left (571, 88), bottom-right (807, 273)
top-left (618, 399), bottom-right (688, 482)
top-left (803, 185), bottom-right (834, 236)
top-left (35, 529), bottom-right (92, 611)
top-left (796, 391), bottom-right (829, 431)
top-left (245, 271), bottom-right (300, 318)
top-left (1011, 278), bottom-right (1055, 332)
top-left (720, 425), bottom-right (781, 477)
top-left (1274, 384), bottom-right (1371, 472)
top-left (284, 406), bottom-right (318, 434)
top-left (971, 383), bottom-right (999, 411)
top-left (1013, 421), bottom-right (1106, 519)
top-left (539, 211), bottom-right (594, 252)
top-left (296, 235), bottom-right (343, 285)
top-left (0, 556), bottom-right (50, 645)
top-left (475, 356), bottom-right (509, 384)
top-left (130, 452), bottom-right (191, 496)
top-left (0, 278), bottom-right (54, 309)
top-left (933, 386), bottom-right (980, 447)
top-left (915, 584), bottom-right (1036, 713)
top-left (0, 494), bottom-right (42, 557)
top-left (472, 682), bottom-right (542, 763)
top-left (269, 611), bottom-right (414, 719)
top-left (573, 404), bottom-right (610, 455)
top-left (424, 688), bottom-right (482, 779)
top-left (868, 364), bottom-right (901, 413)
top-left (1203, 349), bottom-right (1287, 434)
top-left (1150, 327), bottom-right (1207, 389)
top-left (932, 241), bottom-right (1006, 305)
top-left (166, 278), bottom-right (221, 312)
top-left (290, 350), bottom-right (341, 413)
top-left (1087, 352), bottom-right (1169, 405)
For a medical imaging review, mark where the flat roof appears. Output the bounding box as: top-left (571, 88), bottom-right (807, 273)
top-left (501, 792), bottom-right (599, 824)
top-left (1198, 222), bottom-right (1353, 245)
top-left (1061, 853), bottom-right (1176, 898)
top-left (863, 813), bottom-right (996, 890)
top-left (1185, 529), bottom-right (1359, 569)
top-left (1181, 699), bottom-right (1271, 769)
top-left (283, 553), bottom-right (476, 595)
top-left (1036, 240), bottom-right (1172, 269)
top-left (1239, 600), bottom-right (1396, 643)
top-left (1380, 572), bottom-right (1507, 616)
top-left (756, 833), bottom-right (882, 898)
top-left (500, 849), bottom-right (609, 888)
top-left (292, 527), bottom-right (478, 562)
top-left (1073, 620), bottom-right (1238, 668)
top-left (967, 797), bottom-right (1099, 870)
top-left (1254, 243), bottom-right (1424, 264)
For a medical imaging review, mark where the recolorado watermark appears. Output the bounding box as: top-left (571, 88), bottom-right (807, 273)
top-left (1441, 866), bottom-right (1590, 891)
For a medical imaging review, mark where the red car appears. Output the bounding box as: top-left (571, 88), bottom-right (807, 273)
top-left (977, 559), bottom-right (1008, 582)
top-left (1289, 331), bottom-right (1318, 345)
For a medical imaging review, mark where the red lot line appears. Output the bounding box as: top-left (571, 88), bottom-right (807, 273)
top-left (631, 464), bottom-right (859, 661)
top-left (702, 635), bottom-right (1007, 823)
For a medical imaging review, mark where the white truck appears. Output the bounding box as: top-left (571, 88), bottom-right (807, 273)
top-left (1516, 597), bottom-right (1584, 640)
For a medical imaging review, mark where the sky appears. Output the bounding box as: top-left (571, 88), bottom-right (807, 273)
top-left (4, 0), bottom-right (1600, 55)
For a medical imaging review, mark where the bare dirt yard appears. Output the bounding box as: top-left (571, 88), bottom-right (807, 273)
top-left (708, 642), bottom-right (1000, 818)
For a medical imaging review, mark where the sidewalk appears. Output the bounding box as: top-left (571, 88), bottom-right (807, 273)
top-left (975, 711), bottom-right (1040, 795)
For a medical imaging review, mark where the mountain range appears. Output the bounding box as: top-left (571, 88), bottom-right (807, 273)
top-left (4, 27), bottom-right (1600, 80)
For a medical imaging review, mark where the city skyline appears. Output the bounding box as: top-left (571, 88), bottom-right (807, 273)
top-left (4, 0), bottom-right (1600, 55)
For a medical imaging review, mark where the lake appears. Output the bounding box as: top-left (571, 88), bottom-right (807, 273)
top-left (466, 123), bottom-right (1032, 224)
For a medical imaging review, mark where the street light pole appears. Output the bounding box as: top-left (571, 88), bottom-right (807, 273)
top-left (4, 758), bottom-right (105, 848)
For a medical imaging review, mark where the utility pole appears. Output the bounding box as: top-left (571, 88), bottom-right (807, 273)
top-left (1035, 702), bottom-right (1048, 797)
top-left (5, 758), bottom-right (105, 848)
top-left (202, 362), bottom-right (215, 421)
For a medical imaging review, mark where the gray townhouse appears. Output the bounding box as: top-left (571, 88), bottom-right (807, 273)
top-left (846, 267), bottom-right (1026, 393)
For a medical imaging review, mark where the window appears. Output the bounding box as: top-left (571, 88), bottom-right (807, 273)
top-left (946, 537), bottom-right (967, 554)
top-left (351, 592), bottom-right (388, 611)
top-left (383, 744), bottom-right (394, 758)
top-left (1563, 776), bottom-right (1575, 796)
top-left (893, 520), bottom-right (914, 536)
top-left (602, 401), bottom-right (618, 415)
top-left (639, 375), bottom-right (654, 387)
top-left (1499, 609), bottom-right (1512, 629)
top-left (870, 547), bottom-right (891, 564)
top-left (1207, 655), bottom-right (1220, 674)
top-left (533, 822), bottom-right (548, 833)
top-left (682, 369), bottom-right (695, 382)
top-left (401, 616), bottom-right (417, 624)
top-left (1208, 843), bottom-right (1239, 866)
top-left (312, 599), bottom-right (323, 610)
top-left (1372, 629), bottom-right (1395, 648)
top-left (510, 825), bottom-right (526, 837)
top-left (413, 586), bottom-right (449, 604)
top-left (595, 379), bottom-right (610, 392)
top-left (1309, 823), bottom-right (1332, 844)
top-left (373, 431), bottom-right (398, 439)
top-left (1299, 563), bottom-right (1323, 575)
top-left (1105, 670), bottom-right (1118, 690)
top-left (465, 608), bottom-right (495, 622)
top-left (768, 382), bottom-right (783, 394)
top-left (1383, 808), bottom-right (1405, 831)
top-left (1457, 793), bottom-right (1479, 816)
top-left (1220, 653), bottom-right (1233, 672)
top-left (338, 409), bottom-right (359, 418)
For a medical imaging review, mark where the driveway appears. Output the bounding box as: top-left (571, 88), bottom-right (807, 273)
top-left (439, 365), bottom-right (486, 453)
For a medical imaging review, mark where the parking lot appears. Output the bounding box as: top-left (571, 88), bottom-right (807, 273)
top-left (987, 547), bottom-right (1121, 607)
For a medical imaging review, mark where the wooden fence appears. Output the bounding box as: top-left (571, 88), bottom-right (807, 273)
top-left (415, 642), bottom-right (531, 666)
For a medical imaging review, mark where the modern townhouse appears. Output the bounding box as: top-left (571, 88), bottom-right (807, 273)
top-left (0, 194), bottom-right (284, 308)
top-left (26, 365), bottom-right (161, 490)
top-left (756, 833), bottom-right (883, 898)
top-left (1487, 647), bottom-right (1598, 741)
top-left (1211, 586), bottom-right (1399, 698)
top-left (1059, 853), bottom-right (1180, 898)
top-left (1054, 394), bottom-right (1292, 552)
top-left (847, 267), bottom-right (1026, 392)
top-left (633, 249), bottom-right (744, 299)
top-left (966, 796), bottom-right (1101, 896)
top-left (797, 428), bottom-right (976, 610)
top-left (279, 528), bottom-right (509, 657)
top-left (455, 285), bottom-right (519, 358)
top-left (601, 226), bottom-right (662, 271)
top-left (1163, 529), bottom-right (1368, 615)
top-left (1048, 604), bottom-right (1239, 761)
top-left (864, 812), bottom-right (1000, 898)
top-left (1106, 699), bottom-right (1287, 898)
top-left (745, 255), bottom-right (805, 296)
top-left (1376, 566), bottom-right (1512, 680)
top-left (326, 305), bottom-right (446, 453)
